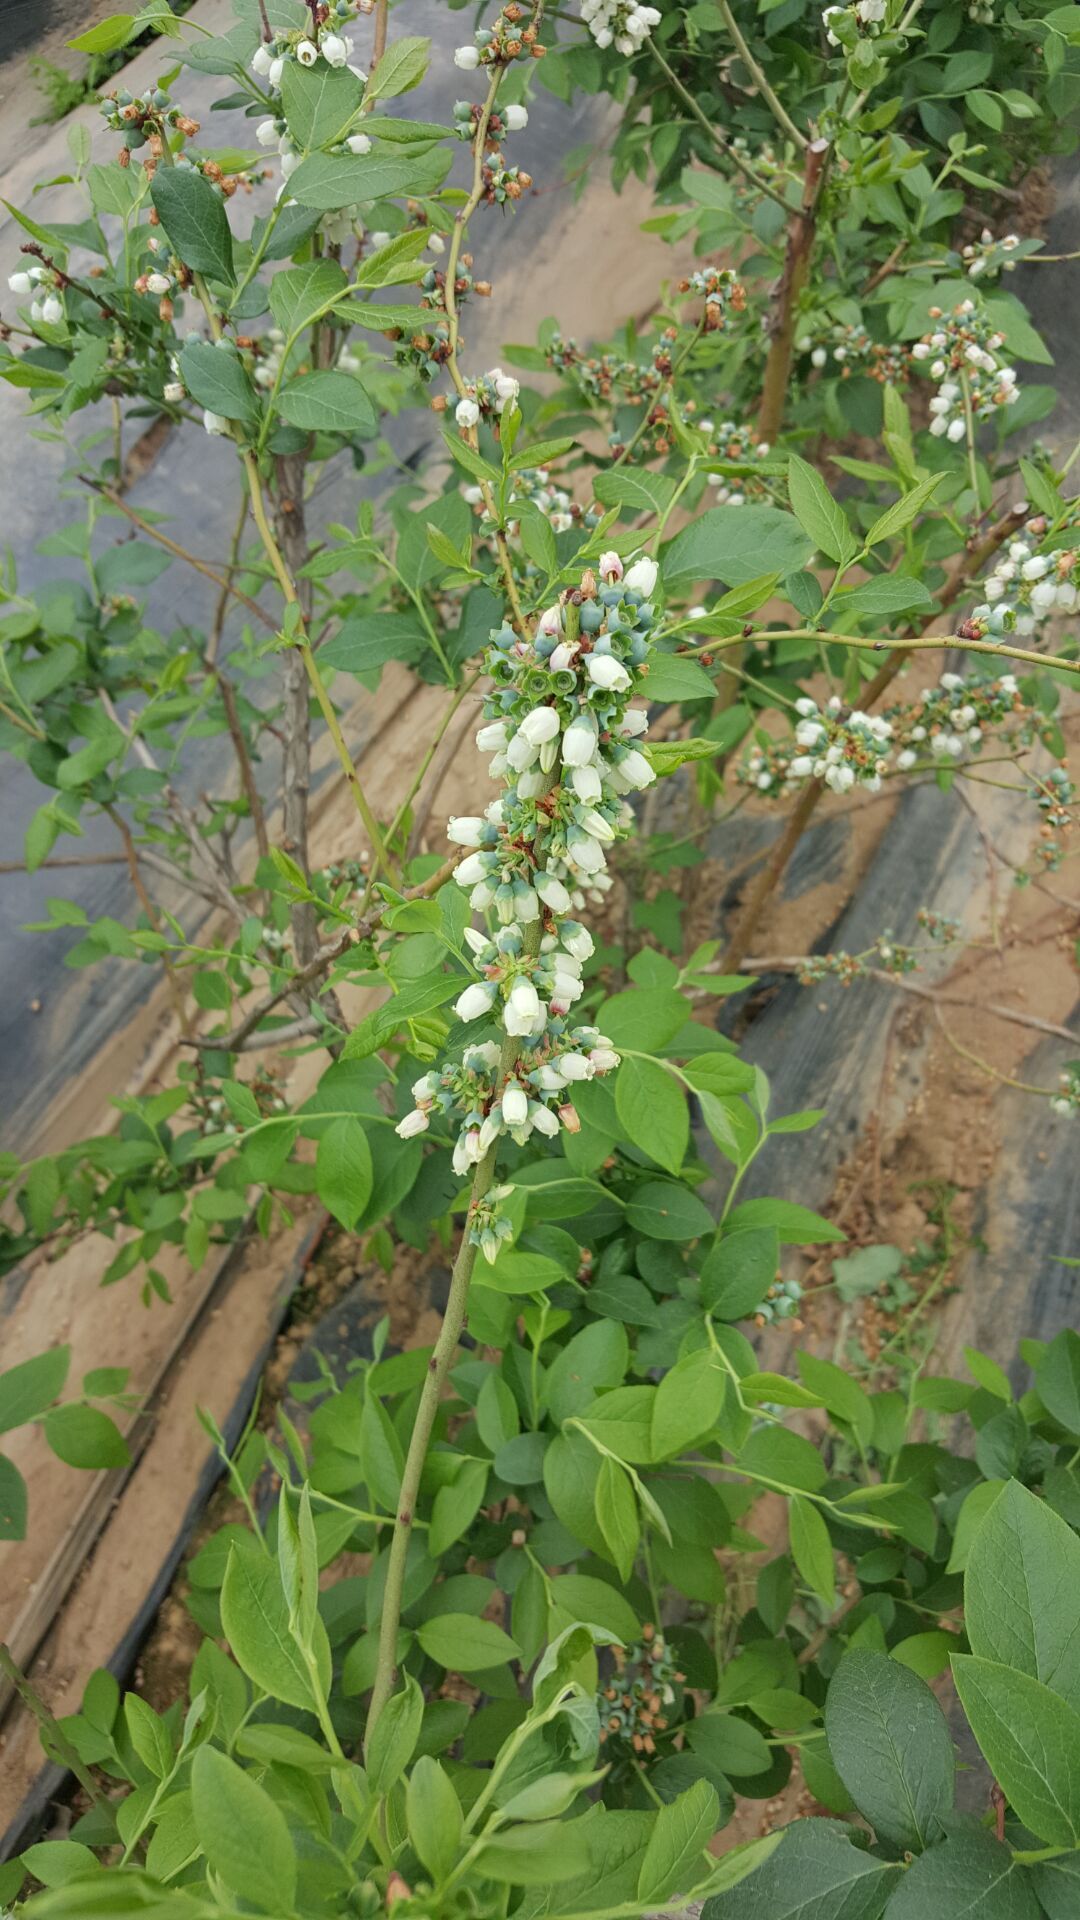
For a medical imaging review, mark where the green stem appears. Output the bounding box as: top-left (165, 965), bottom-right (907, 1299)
top-left (717, 0), bottom-right (808, 149)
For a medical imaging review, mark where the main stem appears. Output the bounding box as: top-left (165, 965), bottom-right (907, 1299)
top-left (363, 971), bottom-right (538, 1749)
top-left (757, 137), bottom-right (829, 444)
top-left (273, 450), bottom-right (319, 967)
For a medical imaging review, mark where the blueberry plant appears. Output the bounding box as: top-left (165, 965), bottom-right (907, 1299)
top-left (2, 0), bottom-right (1080, 1910)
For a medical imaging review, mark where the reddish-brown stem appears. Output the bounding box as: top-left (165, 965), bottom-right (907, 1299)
top-left (757, 138), bottom-right (829, 444)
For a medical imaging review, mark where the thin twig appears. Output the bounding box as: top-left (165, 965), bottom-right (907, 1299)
top-left (79, 479), bottom-right (275, 631)
top-left (0, 1644), bottom-right (109, 1809)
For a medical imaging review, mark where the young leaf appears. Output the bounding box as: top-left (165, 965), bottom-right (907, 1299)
top-left (44, 1404), bottom-right (130, 1470)
top-left (863, 472), bottom-right (944, 549)
top-left (594, 1454), bottom-right (640, 1581)
top-left (369, 1672), bottom-right (423, 1796)
top-left (220, 1544), bottom-right (317, 1713)
top-left (788, 1494), bottom-right (836, 1607)
top-left (406, 1755), bottom-right (462, 1884)
top-left (637, 1778), bottom-right (719, 1905)
top-left (614, 1056), bottom-right (688, 1175)
top-left (190, 1746), bottom-right (297, 1915)
top-left (277, 370), bottom-right (376, 436)
top-left (787, 453), bottom-right (859, 565)
top-left (0, 1345), bottom-right (70, 1432)
top-left (364, 35), bottom-right (430, 101)
top-left (315, 1116), bottom-right (373, 1230)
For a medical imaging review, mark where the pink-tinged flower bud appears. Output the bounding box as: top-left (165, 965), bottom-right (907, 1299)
top-left (558, 1102), bottom-right (582, 1132)
top-left (502, 1083), bottom-right (529, 1127)
top-left (537, 604), bottom-right (562, 638)
top-left (598, 550), bottom-right (623, 581)
top-left (396, 1108), bottom-right (429, 1139)
top-left (549, 640), bottom-right (580, 672)
top-left (624, 556), bottom-right (658, 596)
top-left (586, 653), bottom-right (631, 693)
top-left (455, 981), bottom-right (497, 1022)
top-left (589, 1046), bottom-right (619, 1073)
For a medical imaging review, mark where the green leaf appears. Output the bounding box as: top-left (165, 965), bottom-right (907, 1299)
top-left (369, 1673), bottom-right (423, 1795)
top-left (787, 454), bottom-right (858, 565)
top-left (965, 1478), bottom-right (1080, 1708)
top-left (825, 1649), bottom-right (954, 1852)
top-left (724, 1198), bottom-right (845, 1245)
top-left (594, 1455), bottom-right (640, 1581)
top-left (125, 1695), bottom-right (173, 1780)
top-left (0, 1455), bottom-right (28, 1540)
top-left (406, 1756), bottom-right (462, 1884)
top-left (415, 1613), bottom-right (520, 1673)
top-left (637, 1779), bottom-right (719, 1905)
top-left (545, 1321), bottom-right (629, 1426)
top-left (697, 1817), bottom-right (896, 1918)
top-left (651, 1349), bottom-right (724, 1458)
top-left (700, 1227), bottom-right (779, 1320)
top-left (883, 1831), bottom-right (1041, 1919)
top-left (364, 34), bottom-right (430, 100)
top-left (150, 167), bottom-right (235, 284)
top-left (795, 1353), bottom-right (873, 1447)
top-left (549, 1571), bottom-right (640, 1644)
top-left (1031, 1852), bottom-right (1080, 1920)
top-left (594, 468), bottom-right (677, 516)
top-left (429, 1458), bottom-right (488, 1557)
top-left (177, 341), bottom-right (258, 425)
top-left (280, 61), bottom-right (365, 151)
top-left (644, 653), bottom-right (718, 703)
top-left (738, 1426), bottom-right (826, 1494)
top-left (480, 1249), bottom-right (565, 1295)
top-left (220, 1543), bottom-right (318, 1712)
top-left (277, 370), bottom-right (376, 436)
top-left (0, 1345), bottom-right (70, 1432)
top-left (476, 1818), bottom-right (593, 1885)
top-left (788, 1494), bottom-right (836, 1607)
top-left (44, 1404), bottom-right (130, 1470)
top-left (268, 259), bottom-right (348, 337)
top-left (951, 1654), bottom-right (1080, 1846)
top-left (625, 1180), bottom-right (713, 1242)
top-left (287, 143), bottom-right (451, 211)
top-left (615, 1057), bottom-right (687, 1175)
top-left (69, 12), bottom-right (137, 52)
top-left (663, 507), bottom-right (813, 590)
top-left (863, 473), bottom-right (944, 549)
top-left (597, 987), bottom-right (689, 1052)
top-left (190, 1746), bottom-right (296, 1915)
top-left (1036, 1329), bottom-right (1080, 1434)
top-left (314, 1116), bottom-right (373, 1230)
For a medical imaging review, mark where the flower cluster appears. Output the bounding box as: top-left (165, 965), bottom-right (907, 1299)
top-left (251, 0), bottom-right (368, 86)
top-left (742, 695), bottom-right (893, 797)
top-left (911, 301), bottom-right (1019, 440)
top-left (703, 420), bottom-right (773, 503)
top-left (454, 366), bottom-right (521, 430)
top-left (887, 671), bottom-right (1025, 765)
top-left (822, 0), bottom-right (887, 46)
top-left (98, 84), bottom-right (199, 151)
top-left (392, 556), bottom-right (659, 1195)
top-left (6, 263), bottom-right (64, 329)
top-left (581, 0), bottom-right (662, 55)
top-left (961, 523), bottom-right (1079, 639)
top-left (798, 322), bottom-right (909, 386)
top-left (962, 229), bottom-right (1021, 282)
top-left (1032, 766), bottom-right (1076, 872)
top-left (452, 99), bottom-right (529, 143)
top-left (675, 266), bottom-right (746, 333)
top-left (597, 1629), bottom-right (683, 1756)
top-left (1050, 1063), bottom-right (1080, 1119)
top-left (454, 2), bottom-right (546, 71)
top-left (463, 466), bottom-right (601, 542)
